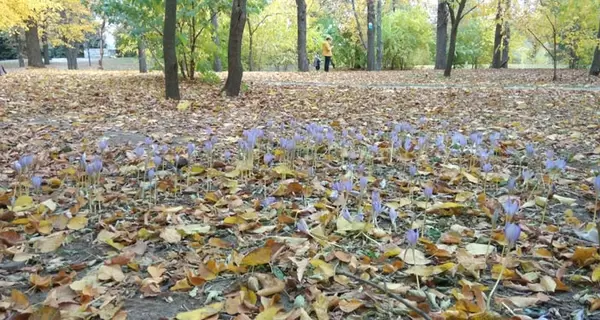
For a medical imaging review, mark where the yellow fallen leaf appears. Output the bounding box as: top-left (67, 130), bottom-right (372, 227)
top-left (175, 302), bottom-right (224, 320)
top-left (592, 266), bottom-right (600, 282)
top-left (170, 279), bottom-right (193, 291)
top-left (397, 248), bottom-right (431, 265)
top-left (540, 276), bottom-right (556, 292)
top-left (29, 305), bottom-right (61, 320)
top-left (462, 171), bottom-right (479, 184)
top-left (313, 293), bottom-right (329, 320)
top-left (335, 217), bottom-right (366, 233)
top-left (256, 306), bottom-right (281, 320)
top-left (338, 299), bottom-right (363, 313)
top-left (11, 289), bottom-right (30, 310)
top-left (553, 195), bottom-right (576, 206)
top-left (455, 191), bottom-right (474, 203)
top-left (40, 199), bottom-right (57, 212)
top-left (241, 246), bottom-right (271, 266)
top-left (67, 216), bottom-right (88, 230)
top-left (176, 100), bottom-right (192, 111)
top-left (273, 165), bottom-right (295, 177)
top-left (426, 202), bottom-right (466, 213)
top-left (98, 265), bottom-right (125, 282)
top-left (160, 227), bottom-right (182, 243)
top-left (310, 259), bottom-right (335, 279)
top-left (13, 195), bottom-right (35, 212)
top-left (36, 232), bottom-right (66, 253)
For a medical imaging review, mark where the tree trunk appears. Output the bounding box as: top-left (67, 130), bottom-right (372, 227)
top-left (86, 42), bottom-right (92, 66)
top-left (296, 0), bottom-right (309, 72)
top-left (501, 21), bottom-right (510, 68)
top-left (98, 18), bottom-right (106, 70)
top-left (211, 11), bottom-right (222, 72)
top-left (66, 45), bottom-right (78, 70)
top-left (367, 0), bottom-right (375, 71)
top-left (376, 0), bottom-right (383, 70)
top-left (15, 32), bottom-right (25, 68)
top-left (589, 19), bottom-right (600, 76)
top-left (224, 0), bottom-right (247, 97)
top-left (42, 33), bottom-right (50, 65)
top-left (351, 0), bottom-right (367, 50)
top-left (392, 0), bottom-right (397, 12)
top-left (25, 22), bottom-right (44, 68)
top-left (435, 0), bottom-right (448, 70)
top-left (163, 0), bottom-right (181, 100)
top-left (444, 22), bottom-right (459, 77)
top-left (491, 0), bottom-right (503, 68)
top-left (552, 28), bottom-right (557, 81)
top-left (138, 38), bottom-right (148, 73)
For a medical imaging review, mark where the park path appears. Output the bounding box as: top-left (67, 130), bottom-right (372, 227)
top-left (251, 80), bottom-right (600, 92)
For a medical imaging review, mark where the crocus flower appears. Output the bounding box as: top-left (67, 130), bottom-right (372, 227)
top-left (13, 161), bottom-right (22, 174)
top-left (145, 137), bottom-right (153, 145)
top-left (594, 175), bottom-right (600, 196)
top-left (409, 165), bottom-right (417, 177)
top-left (355, 211), bottom-right (364, 222)
top-left (134, 146), bottom-right (145, 158)
top-left (372, 191), bottom-right (383, 215)
top-left (406, 229), bottom-right (419, 246)
top-left (223, 150), bottom-right (232, 161)
top-left (479, 149), bottom-right (490, 161)
top-left (435, 135), bottom-right (445, 151)
top-left (403, 137), bottom-right (412, 151)
top-left (507, 177), bottom-right (517, 192)
top-left (263, 153), bottom-right (274, 165)
top-left (470, 132), bottom-right (483, 146)
top-left (296, 219), bottom-right (309, 234)
top-left (342, 179), bottom-right (353, 193)
top-left (522, 169), bottom-right (534, 182)
top-left (388, 208), bottom-right (398, 223)
top-left (452, 132), bottom-right (467, 148)
top-left (147, 168), bottom-right (155, 180)
top-left (98, 139), bottom-right (108, 152)
top-left (187, 143), bottom-right (196, 158)
top-left (262, 197), bottom-right (276, 207)
top-left (489, 132), bottom-right (501, 147)
top-left (503, 199), bottom-right (519, 217)
top-left (153, 156), bottom-right (162, 168)
top-left (359, 176), bottom-right (368, 193)
top-left (369, 145), bottom-right (379, 154)
top-left (545, 150), bottom-right (554, 159)
top-left (31, 176), bottom-right (42, 189)
top-left (341, 207), bottom-right (352, 221)
top-left (482, 163), bottom-right (493, 173)
top-left (525, 144), bottom-right (535, 157)
top-left (424, 186), bottom-right (433, 199)
top-left (504, 223), bottom-right (521, 247)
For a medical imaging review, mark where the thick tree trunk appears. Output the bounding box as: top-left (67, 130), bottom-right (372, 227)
top-left (444, 23), bottom-right (459, 77)
top-left (367, 0), bottom-right (375, 71)
top-left (42, 33), bottom-right (50, 65)
top-left (86, 42), bottom-right (92, 66)
top-left (491, 0), bottom-right (503, 68)
top-left (501, 21), bottom-right (510, 68)
top-left (25, 22), bottom-right (44, 68)
top-left (211, 11), bottom-right (222, 72)
top-left (351, 0), bottom-right (367, 50)
top-left (589, 19), bottom-right (600, 76)
top-left (15, 32), bottom-right (25, 68)
top-left (66, 45), bottom-right (78, 70)
top-left (138, 38), bottom-right (148, 73)
top-left (163, 0), bottom-right (181, 100)
top-left (435, 1), bottom-right (448, 70)
top-left (376, 0), bottom-right (383, 70)
top-left (98, 18), bottom-right (106, 70)
top-left (224, 0), bottom-right (247, 97)
top-left (296, 0), bottom-right (309, 72)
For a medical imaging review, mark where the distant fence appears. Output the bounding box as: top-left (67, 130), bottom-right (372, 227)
top-left (84, 48), bottom-right (117, 59)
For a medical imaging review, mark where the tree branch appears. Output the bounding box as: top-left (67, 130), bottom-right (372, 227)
top-left (337, 270), bottom-right (432, 320)
top-left (459, 4), bottom-right (478, 21)
top-left (527, 27), bottom-right (554, 59)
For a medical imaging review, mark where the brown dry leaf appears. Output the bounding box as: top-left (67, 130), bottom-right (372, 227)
top-left (256, 306), bottom-right (281, 320)
top-left (11, 289), bottom-right (30, 310)
top-left (67, 216), bottom-right (88, 230)
top-left (540, 276), bottom-right (557, 292)
top-left (175, 302), bottom-right (225, 320)
top-left (255, 273), bottom-right (285, 296)
top-left (338, 299), bottom-right (363, 313)
top-left (29, 305), bottom-right (61, 320)
top-left (160, 227), bottom-right (182, 243)
top-left (313, 293), bottom-right (330, 320)
top-left (36, 232), bottom-right (66, 253)
top-left (98, 265), bottom-right (125, 282)
top-left (241, 246), bottom-right (272, 266)
top-left (572, 247), bottom-right (599, 267)
top-left (30, 273), bottom-right (52, 290)
top-left (171, 278), bottom-right (193, 291)
top-left (148, 265), bottom-right (166, 280)
top-left (289, 257), bottom-right (309, 282)
top-left (498, 293), bottom-right (550, 308)
top-left (0, 230), bottom-right (22, 246)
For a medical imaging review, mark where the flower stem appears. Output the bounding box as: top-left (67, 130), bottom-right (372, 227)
top-left (487, 246), bottom-right (506, 311)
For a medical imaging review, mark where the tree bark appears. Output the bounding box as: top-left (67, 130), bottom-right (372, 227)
top-left (224, 0), bottom-right (247, 97)
top-left (589, 19), bottom-right (600, 76)
top-left (211, 11), bottom-right (222, 72)
top-left (435, 0), bottom-right (448, 70)
top-left (367, 0), bottom-right (375, 71)
top-left (138, 38), bottom-right (148, 73)
top-left (42, 33), bottom-right (50, 65)
top-left (163, 0), bottom-right (181, 100)
top-left (66, 45), bottom-right (78, 70)
top-left (98, 18), bottom-right (106, 70)
top-left (25, 22), bottom-right (44, 68)
top-left (15, 32), bottom-right (25, 68)
top-left (501, 21), bottom-right (510, 68)
top-left (445, 0), bottom-right (471, 77)
top-left (376, 0), bottom-right (383, 70)
top-left (296, 0), bottom-right (309, 72)
top-left (351, 0), bottom-right (367, 50)
top-left (247, 20), bottom-right (254, 72)
top-left (491, 0), bottom-right (503, 68)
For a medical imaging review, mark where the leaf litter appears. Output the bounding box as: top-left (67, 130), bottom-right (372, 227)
top-left (0, 69), bottom-right (599, 319)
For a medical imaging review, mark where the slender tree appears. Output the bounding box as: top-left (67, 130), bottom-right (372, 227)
top-left (435, 0), bottom-right (448, 70)
top-left (590, 19), bottom-right (600, 76)
top-left (376, 0), bottom-right (383, 70)
top-left (367, 0), bottom-right (375, 71)
top-left (351, 0), bottom-right (367, 49)
top-left (138, 38), bottom-right (148, 73)
top-left (14, 32), bottom-right (25, 68)
top-left (444, 0), bottom-right (478, 77)
top-left (163, 0), bottom-right (180, 100)
top-left (296, 0), bottom-right (308, 72)
top-left (492, 0), bottom-right (510, 68)
top-left (211, 10), bottom-right (222, 72)
top-left (224, 0), bottom-right (247, 97)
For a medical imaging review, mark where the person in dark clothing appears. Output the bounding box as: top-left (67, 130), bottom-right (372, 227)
top-left (314, 54), bottom-right (321, 71)
top-left (0, 65), bottom-right (7, 76)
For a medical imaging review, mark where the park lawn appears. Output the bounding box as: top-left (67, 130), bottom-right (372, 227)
top-left (0, 69), bottom-right (599, 320)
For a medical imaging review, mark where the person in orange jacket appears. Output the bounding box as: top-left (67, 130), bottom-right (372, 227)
top-left (322, 36), bottom-right (335, 72)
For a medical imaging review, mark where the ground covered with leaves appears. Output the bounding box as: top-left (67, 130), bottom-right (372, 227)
top-left (0, 69), bottom-right (599, 320)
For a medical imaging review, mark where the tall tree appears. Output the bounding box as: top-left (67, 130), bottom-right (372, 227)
top-left (42, 32), bottom-right (50, 65)
top-left (351, 0), bottom-right (367, 49)
top-left (25, 20), bottom-right (44, 68)
top-left (296, 0), bottom-right (308, 72)
top-left (163, 0), bottom-right (180, 100)
top-left (444, 0), bottom-right (478, 77)
top-left (14, 32), bottom-right (25, 67)
top-left (376, 0), bottom-right (383, 70)
top-left (138, 38), bottom-right (147, 73)
top-left (435, 0), bottom-right (448, 69)
top-left (224, 0), bottom-right (247, 97)
top-left (98, 17), bottom-right (106, 70)
top-left (211, 10), bottom-right (222, 72)
top-left (590, 19), bottom-right (600, 76)
top-left (367, 0), bottom-right (375, 71)
top-left (492, 0), bottom-right (510, 68)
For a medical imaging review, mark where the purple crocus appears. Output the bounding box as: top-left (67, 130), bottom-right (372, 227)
top-left (525, 144), bottom-right (535, 157)
top-left (223, 150), bottom-right (232, 161)
top-left (264, 153), bottom-right (274, 165)
top-left (522, 169), bottom-right (534, 182)
top-left (187, 143), bottom-right (196, 159)
top-left (98, 139), bottom-right (108, 153)
top-left (594, 175), bottom-right (600, 196)
top-left (31, 176), bottom-right (42, 189)
top-left (145, 137), bottom-right (153, 145)
top-left (262, 196), bottom-right (276, 207)
top-left (504, 223), bottom-right (521, 247)
top-left (134, 146), bottom-right (145, 158)
top-left (470, 132), bottom-right (483, 146)
top-left (147, 168), bottom-right (155, 180)
top-left (359, 176), bottom-right (368, 193)
top-left (424, 186), bottom-right (433, 199)
top-left (403, 137), bottom-right (412, 151)
top-left (341, 207), bottom-right (352, 221)
top-left (372, 191), bottom-right (383, 216)
top-left (507, 177), bottom-right (517, 192)
top-left (451, 132), bottom-right (467, 148)
top-left (503, 199), bottom-right (519, 217)
top-left (13, 161), bottom-right (22, 174)
top-left (406, 229), bottom-right (419, 246)
top-left (435, 135), bottom-right (445, 151)
top-left (296, 219), bottom-right (309, 234)
top-left (482, 163), bottom-right (493, 173)
top-left (388, 208), bottom-right (398, 223)
top-left (153, 155), bottom-right (162, 168)
top-left (409, 165), bottom-right (417, 177)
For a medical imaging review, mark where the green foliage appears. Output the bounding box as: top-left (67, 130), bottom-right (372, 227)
top-left (0, 33), bottom-right (17, 60)
top-left (454, 17), bottom-right (494, 68)
top-left (200, 70), bottom-right (221, 85)
top-left (381, 7), bottom-right (432, 70)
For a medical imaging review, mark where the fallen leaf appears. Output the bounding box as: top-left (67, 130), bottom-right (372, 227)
top-left (540, 276), bottom-right (556, 292)
top-left (256, 306), bottom-right (281, 320)
top-left (338, 299), bottom-right (363, 313)
top-left (175, 302), bottom-right (224, 320)
top-left (160, 227), bottom-right (182, 243)
top-left (36, 232), bottom-right (66, 253)
top-left (67, 216), bottom-right (88, 230)
top-left (397, 248), bottom-right (432, 265)
top-left (98, 265), bottom-right (125, 282)
top-left (241, 246), bottom-right (272, 266)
